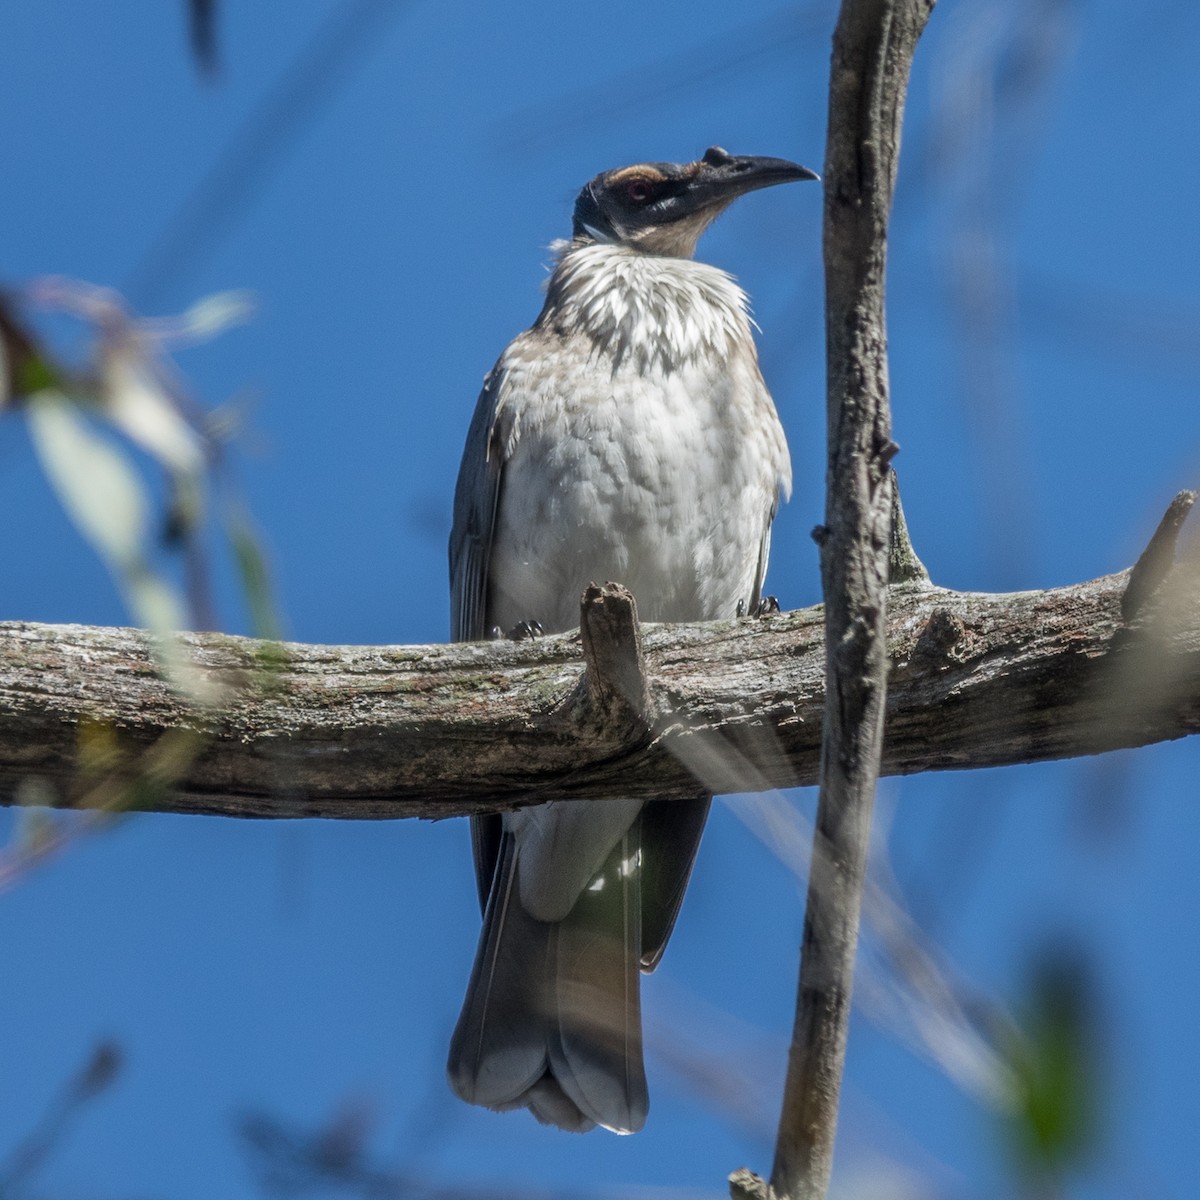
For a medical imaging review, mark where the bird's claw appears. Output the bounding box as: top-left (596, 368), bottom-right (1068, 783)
top-left (505, 619), bottom-right (544, 641)
top-left (737, 596), bottom-right (781, 618)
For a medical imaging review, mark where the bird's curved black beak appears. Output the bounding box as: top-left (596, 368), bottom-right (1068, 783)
top-left (683, 146), bottom-right (820, 212)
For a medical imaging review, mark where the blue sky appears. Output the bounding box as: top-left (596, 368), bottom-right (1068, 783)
top-left (1, 1), bottom-right (1199, 1196)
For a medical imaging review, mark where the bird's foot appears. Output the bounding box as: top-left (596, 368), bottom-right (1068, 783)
top-left (493, 619), bottom-right (544, 641)
top-left (738, 595), bottom-right (780, 618)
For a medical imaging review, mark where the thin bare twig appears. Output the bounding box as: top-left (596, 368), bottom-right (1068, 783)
top-left (751, 4), bottom-right (936, 1199)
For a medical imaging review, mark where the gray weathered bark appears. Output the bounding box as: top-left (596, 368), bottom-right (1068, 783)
top-left (1, 552), bottom-right (1196, 821)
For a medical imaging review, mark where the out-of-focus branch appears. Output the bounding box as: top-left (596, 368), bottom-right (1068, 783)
top-left (129, 0), bottom-right (411, 308)
top-left (0, 1041), bottom-right (122, 1193)
top-left (1, 527), bottom-right (1198, 819)
top-left (187, 0), bottom-right (219, 76)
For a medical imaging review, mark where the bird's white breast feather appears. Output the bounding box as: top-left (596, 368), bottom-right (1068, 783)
top-left (485, 243), bottom-right (791, 633)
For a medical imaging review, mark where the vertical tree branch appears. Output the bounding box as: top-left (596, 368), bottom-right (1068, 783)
top-left (768, 3), bottom-right (934, 1198)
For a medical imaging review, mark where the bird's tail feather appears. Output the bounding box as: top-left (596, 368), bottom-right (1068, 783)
top-left (547, 822), bottom-right (647, 1133)
top-left (447, 822), bottom-right (648, 1134)
top-left (447, 831), bottom-right (550, 1110)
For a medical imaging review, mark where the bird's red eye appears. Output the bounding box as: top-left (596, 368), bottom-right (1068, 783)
top-left (625, 179), bottom-right (654, 204)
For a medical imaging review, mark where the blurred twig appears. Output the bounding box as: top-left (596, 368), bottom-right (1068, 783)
top-left (733, 789), bottom-right (1012, 1110)
top-left (491, 6), bottom-right (830, 156)
top-left (188, 0), bottom-right (219, 76)
top-left (1019, 272), bottom-right (1200, 374)
top-left (0, 1041), bottom-right (122, 1196)
top-left (927, 0), bottom-right (1078, 584)
top-left (238, 1104), bottom-right (710, 1199)
top-left (128, 0), bottom-right (412, 309)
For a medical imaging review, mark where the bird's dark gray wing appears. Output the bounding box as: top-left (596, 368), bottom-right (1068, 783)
top-left (449, 364), bottom-right (509, 911)
top-left (747, 503), bottom-right (777, 614)
top-left (449, 364), bottom-right (507, 645)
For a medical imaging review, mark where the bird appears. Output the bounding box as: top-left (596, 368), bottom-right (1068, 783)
top-left (447, 146), bottom-right (818, 1134)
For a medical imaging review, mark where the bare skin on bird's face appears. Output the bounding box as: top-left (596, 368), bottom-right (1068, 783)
top-left (447, 146), bottom-right (818, 1134)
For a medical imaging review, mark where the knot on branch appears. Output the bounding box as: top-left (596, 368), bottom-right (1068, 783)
top-left (888, 469), bottom-right (930, 587)
top-left (729, 1168), bottom-right (785, 1200)
top-left (577, 582), bottom-right (651, 739)
top-left (1122, 491), bottom-right (1197, 622)
top-left (912, 608), bottom-right (973, 668)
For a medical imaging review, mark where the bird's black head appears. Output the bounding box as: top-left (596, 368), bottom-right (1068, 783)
top-left (571, 146), bottom-right (819, 259)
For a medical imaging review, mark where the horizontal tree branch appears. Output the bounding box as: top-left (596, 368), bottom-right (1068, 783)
top-left (1, 538), bottom-right (1197, 821)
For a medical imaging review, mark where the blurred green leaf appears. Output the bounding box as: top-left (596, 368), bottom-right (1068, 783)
top-left (27, 389), bottom-right (149, 568)
top-left (13, 806), bottom-right (56, 855)
top-left (24, 389), bottom-right (215, 698)
top-left (1, 299), bottom-right (63, 405)
top-left (101, 345), bottom-right (206, 477)
top-left (228, 509), bottom-right (282, 642)
top-left (178, 289), bottom-right (254, 340)
top-left (17, 352), bottom-right (61, 397)
top-left (1003, 948), bottom-right (1100, 1185)
top-left (15, 284), bottom-right (269, 704)
top-left (76, 720), bottom-right (123, 778)
top-left (125, 567), bottom-right (188, 636)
